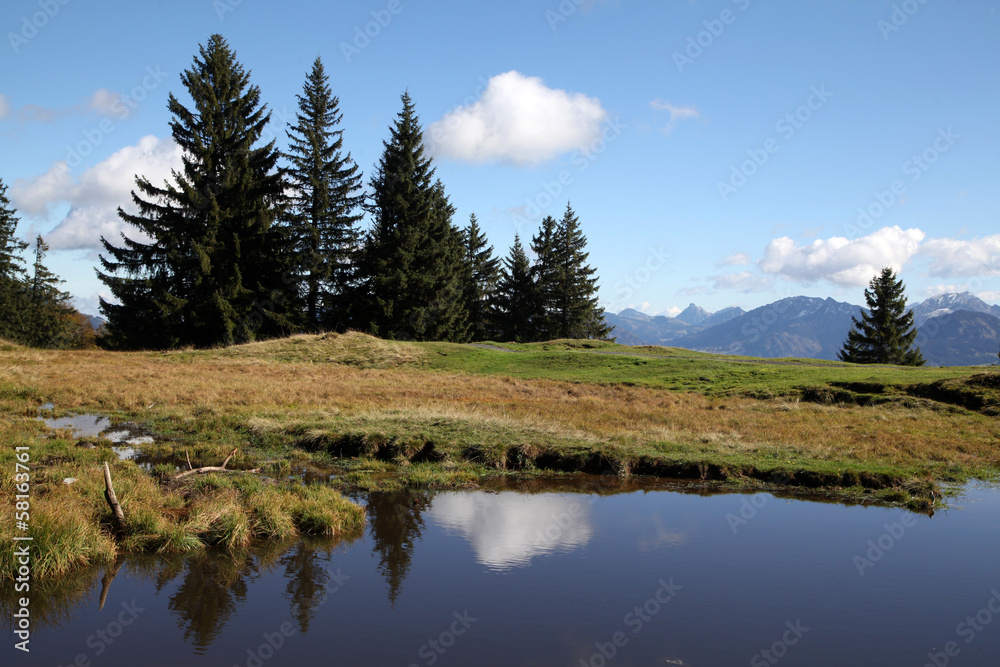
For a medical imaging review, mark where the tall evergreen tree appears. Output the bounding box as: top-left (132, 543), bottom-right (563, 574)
top-left (530, 205), bottom-right (610, 340)
top-left (529, 214), bottom-right (560, 340)
top-left (494, 234), bottom-right (536, 342)
top-left (357, 92), bottom-right (468, 341)
top-left (98, 34), bottom-right (294, 349)
top-left (552, 204), bottom-right (611, 340)
top-left (0, 178), bottom-right (30, 342)
top-left (461, 214), bottom-right (500, 341)
top-left (284, 56), bottom-right (364, 331)
top-left (839, 267), bottom-right (924, 366)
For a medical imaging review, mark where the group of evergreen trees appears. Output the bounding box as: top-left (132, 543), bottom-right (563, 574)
top-left (0, 180), bottom-right (93, 348)
top-left (97, 35), bottom-right (609, 349)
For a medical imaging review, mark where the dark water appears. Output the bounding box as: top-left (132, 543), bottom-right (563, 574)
top-left (6, 480), bottom-right (1000, 666)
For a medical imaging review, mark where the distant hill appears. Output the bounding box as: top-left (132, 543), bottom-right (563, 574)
top-left (674, 303), bottom-right (711, 325)
top-left (616, 308), bottom-right (653, 322)
top-left (917, 310), bottom-right (1000, 366)
top-left (609, 328), bottom-right (646, 346)
top-left (84, 314), bottom-right (107, 332)
top-left (911, 292), bottom-right (1000, 327)
top-left (605, 304), bottom-right (747, 347)
top-left (603, 311), bottom-right (703, 346)
top-left (702, 306), bottom-right (746, 328)
top-left (605, 292), bottom-right (1000, 366)
top-left (672, 296), bottom-right (862, 360)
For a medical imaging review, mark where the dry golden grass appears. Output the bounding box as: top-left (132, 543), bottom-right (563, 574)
top-left (211, 330), bottom-right (425, 367)
top-left (4, 342), bottom-right (998, 473)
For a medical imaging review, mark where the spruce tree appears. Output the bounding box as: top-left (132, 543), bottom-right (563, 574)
top-left (494, 234), bottom-right (536, 342)
top-left (529, 215), bottom-right (560, 340)
top-left (839, 267), bottom-right (924, 366)
top-left (0, 178), bottom-right (29, 342)
top-left (25, 235), bottom-right (75, 348)
top-left (552, 204), bottom-right (611, 340)
top-left (357, 92), bottom-right (468, 341)
top-left (461, 214), bottom-right (500, 341)
top-left (98, 34), bottom-right (294, 349)
top-left (284, 56), bottom-right (364, 331)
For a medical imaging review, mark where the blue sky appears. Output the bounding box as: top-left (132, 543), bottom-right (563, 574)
top-left (1, 0), bottom-right (998, 317)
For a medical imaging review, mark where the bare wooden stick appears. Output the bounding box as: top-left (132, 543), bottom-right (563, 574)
top-left (103, 462), bottom-right (125, 533)
top-left (219, 448), bottom-right (237, 470)
top-left (172, 449), bottom-right (259, 480)
top-left (185, 449), bottom-right (193, 470)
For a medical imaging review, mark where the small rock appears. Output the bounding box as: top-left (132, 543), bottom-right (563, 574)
top-left (63, 478), bottom-right (78, 485)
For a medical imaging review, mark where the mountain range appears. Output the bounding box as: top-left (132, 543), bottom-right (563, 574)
top-left (608, 292), bottom-right (1000, 367)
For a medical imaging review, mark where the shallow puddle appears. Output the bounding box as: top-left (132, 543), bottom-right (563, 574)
top-left (41, 411), bottom-right (157, 460)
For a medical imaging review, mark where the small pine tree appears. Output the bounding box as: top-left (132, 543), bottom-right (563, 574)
top-left (284, 56), bottom-right (364, 331)
top-left (98, 34), bottom-right (294, 349)
top-left (494, 234), bottom-right (536, 342)
top-left (26, 235), bottom-right (75, 348)
top-left (839, 267), bottom-right (924, 366)
top-left (357, 92), bottom-right (469, 341)
top-left (461, 214), bottom-right (500, 341)
top-left (0, 178), bottom-right (30, 342)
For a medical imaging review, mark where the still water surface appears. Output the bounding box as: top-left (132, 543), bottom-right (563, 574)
top-left (7, 479), bottom-right (1000, 666)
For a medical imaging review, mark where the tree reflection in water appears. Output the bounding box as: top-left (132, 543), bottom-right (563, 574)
top-left (158, 534), bottom-right (361, 650)
top-left (1, 530), bottom-right (363, 650)
top-left (158, 548), bottom-right (260, 650)
top-left (366, 490), bottom-right (429, 604)
top-left (280, 537), bottom-right (341, 633)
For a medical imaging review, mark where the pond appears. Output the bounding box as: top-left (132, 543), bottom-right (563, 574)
top-left (6, 479), bottom-right (1000, 666)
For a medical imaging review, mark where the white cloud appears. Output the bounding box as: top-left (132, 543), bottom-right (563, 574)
top-left (760, 226), bottom-right (925, 287)
top-left (428, 492), bottom-right (592, 571)
top-left (921, 283), bottom-right (971, 297)
top-left (718, 252), bottom-right (751, 267)
top-left (918, 234), bottom-right (1000, 278)
top-left (976, 291), bottom-right (1000, 304)
top-left (10, 162), bottom-right (74, 217)
top-left (650, 100), bottom-right (699, 135)
top-left (426, 71), bottom-right (608, 165)
top-left (0, 94), bottom-right (9, 120)
top-left (12, 135), bottom-right (184, 251)
top-left (662, 306), bottom-right (682, 317)
top-left (71, 291), bottom-right (116, 317)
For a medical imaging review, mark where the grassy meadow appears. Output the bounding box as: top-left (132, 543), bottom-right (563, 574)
top-left (2, 332), bottom-right (999, 578)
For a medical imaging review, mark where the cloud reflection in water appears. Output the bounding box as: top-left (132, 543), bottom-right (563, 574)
top-left (428, 492), bottom-right (593, 571)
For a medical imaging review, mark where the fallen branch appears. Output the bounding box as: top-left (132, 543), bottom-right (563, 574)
top-left (185, 449), bottom-right (193, 471)
top-left (103, 462), bottom-right (125, 533)
top-left (172, 448), bottom-right (260, 480)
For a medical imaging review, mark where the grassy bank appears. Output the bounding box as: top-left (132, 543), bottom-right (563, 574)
top-left (0, 393), bottom-right (365, 579)
top-left (2, 332), bottom-right (999, 576)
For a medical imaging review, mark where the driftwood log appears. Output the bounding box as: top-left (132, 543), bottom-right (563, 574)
top-left (172, 448), bottom-right (260, 480)
top-left (103, 462), bottom-right (126, 533)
